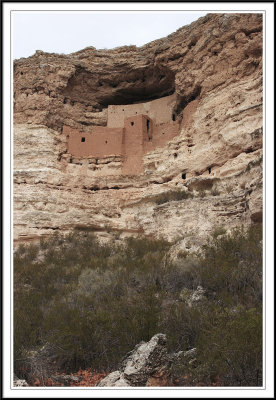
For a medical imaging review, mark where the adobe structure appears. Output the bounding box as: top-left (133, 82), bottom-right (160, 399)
top-left (63, 93), bottom-right (179, 175)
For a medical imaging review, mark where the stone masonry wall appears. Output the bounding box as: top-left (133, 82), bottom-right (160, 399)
top-left (64, 125), bottom-right (123, 158)
top-left (63, 94), bottom-right (180, 174)
top-left (122, 115), bottom-right (147, 175)
top-left (107, 93), bottom-right (177, 128)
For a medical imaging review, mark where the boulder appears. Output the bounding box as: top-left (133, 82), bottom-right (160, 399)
top-left (187, 285), bottom-right (206, 307)
top-left (96, 371), bottom-right (131, 387)
top-left (13, 374), bottom-right (28, 387)
top-left (97, 334), bottom-right (198, 387)
top-left (97, 333), bottom-right (169, 387)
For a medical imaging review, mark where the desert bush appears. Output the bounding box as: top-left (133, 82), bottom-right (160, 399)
top-left (195, 306), bottom-right (262, 386)
top-left (162, 258), bottom-right (200, 293)
top-left (198, 190), bottom-right (206, 198)
top-left (211, 226), bottom-right (227, 239)
top-left (14, 234), bottom-right (170, 375)
top-left (154, 190), bottom-right (193, 205)
top-left (197, 225), bottom-right (262, 307)
top-left (160, 300), bottom-right (206, 352)
top-left (14, 226), bottom-right (262, 386)
top-left (211, 186), bottom-right (220, 196)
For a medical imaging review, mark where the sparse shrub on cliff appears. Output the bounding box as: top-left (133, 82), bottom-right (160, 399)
top-left (226, 183), bottom-right (234, 193)
top-left (153, 190), bottom-right (193, 205)
top-left (210, 186), bottom-right (220, 196)
top-left (198, 190), bottom-right (206, 198)
top-left (211, 226), bottom-right (227, 239)
top-left (14, 225), bottom-right (262, 386)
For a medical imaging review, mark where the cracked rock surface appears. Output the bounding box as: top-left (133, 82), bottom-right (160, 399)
top-left (97, 333), bottom-right (199, 387)
top-left (13, 13), bottom-right (263, 248)
top-left (97, 333), bottom-right (169, 387)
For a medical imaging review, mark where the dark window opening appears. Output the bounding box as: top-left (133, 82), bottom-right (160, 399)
top-left (20, 72), bottom-right (23, 75)
top-left (188, 39), bottom-right (197, 49)
top-left (66, 135), bottom-right (69, 139)
top-left (182, 173), bottom-right (186, 179)
top-left (173, 153), bottom-right (178, 159)
top-left (105, 140), bottom-right (108, 144)
top-left (208, 167), bottom-right (212, 174)
top-left (146, 119), bottom-right (150, 133)
top-left (172, 114), bottom-right (176, 121)
top-left (162, 132), bottom-right (165, 135)
top-left (131, 121), bottom-right (134, 126)
top-left (122, 109), bottom-right (124, 111)
top-left (81, 137), bottom-right (85, 142)
top-left (148, 137), bottom-right (152, 142)
top-left (63, 98), bottom-right (67, 104)
top-left (69, 158), bottom-right (72, 163)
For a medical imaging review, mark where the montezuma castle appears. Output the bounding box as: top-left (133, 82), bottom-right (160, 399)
top-left (13, 13), bottom-right (263, 245)
top-left (63, 93), bottom-right (180, 175)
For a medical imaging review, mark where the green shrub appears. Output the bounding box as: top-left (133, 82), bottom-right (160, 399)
top-left (211, 226), bottom-right (227, 239)
top-left (153, 190), bottom-right (193, 205)
top-left (196, 306), bottom-right (262, 386)
top-left (197, 225), bottom-right (262, 307)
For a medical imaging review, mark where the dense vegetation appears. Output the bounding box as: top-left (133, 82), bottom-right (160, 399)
top-left (14, 225), bottom-right (262, 386)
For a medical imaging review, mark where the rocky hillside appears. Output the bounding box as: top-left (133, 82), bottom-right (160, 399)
top-left (13, 13), bottom-right (263, 249)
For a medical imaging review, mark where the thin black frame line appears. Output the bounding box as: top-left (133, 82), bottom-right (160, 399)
top-left (10, 9), bottom-right (266, 12)
top-left (9, 9), bottom-right (266, 392)
top-left (10, 387), bottom-right (267, 390)
top-left (263, 9), bottom-right (266, 392)
top-left (10, 385), bottom-right (267, 390)
top-left (9, 6), bottom-right (13, 394)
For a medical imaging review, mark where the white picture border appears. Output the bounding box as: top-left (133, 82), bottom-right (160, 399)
top-left (3, 2), bottom-right (274, 398)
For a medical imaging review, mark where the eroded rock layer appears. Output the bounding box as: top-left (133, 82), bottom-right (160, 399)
top-left (13, 13), bottom-right (263, 249)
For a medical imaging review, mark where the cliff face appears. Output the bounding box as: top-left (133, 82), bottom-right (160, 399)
top-left (13, 13), bottom-right (263, 249)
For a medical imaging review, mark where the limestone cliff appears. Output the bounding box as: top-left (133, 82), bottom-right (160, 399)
top-left (13, 13), bottom-right (263, 250)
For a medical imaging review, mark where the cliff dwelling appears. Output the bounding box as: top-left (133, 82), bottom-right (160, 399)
top-left (63, 93), bottom-right (179, 175)
top-left (13, 12), bottom-right (263, 249)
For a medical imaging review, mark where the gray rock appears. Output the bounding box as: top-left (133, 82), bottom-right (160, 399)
top-left (97, 333), bottom-right (168, 387)
top-left (183, 348), bottom-right (197, 359)
top-left (123, 333), bottom-right (168, 385)
top-left (168, 347), bottom-right (196, 365)
top-left (187, 286), bottom-right (205, 307)
top-left (97, 334), bottom-right (198, 387)
top-left (97, 371), bottom-right (131, 387)
top-left (13, 374), bottom-right (28, 387)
